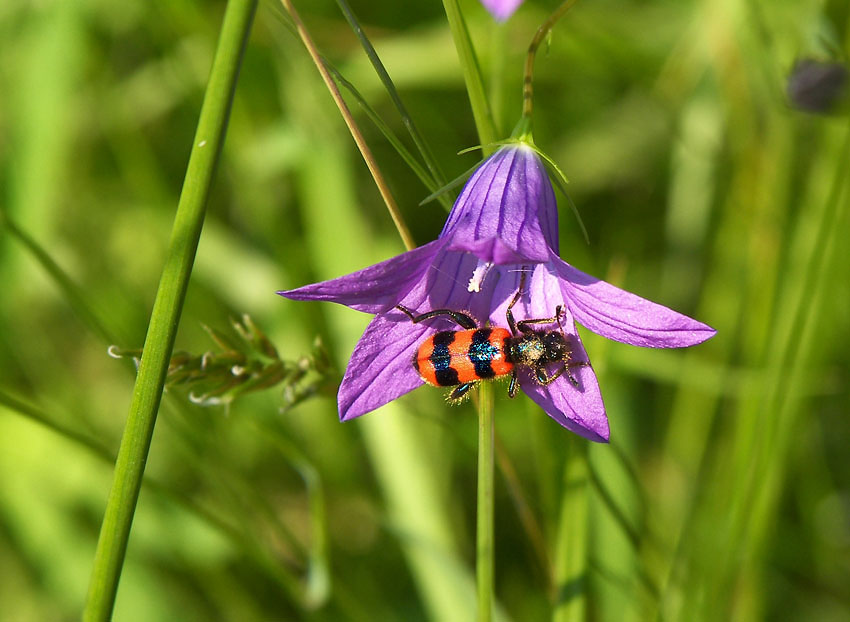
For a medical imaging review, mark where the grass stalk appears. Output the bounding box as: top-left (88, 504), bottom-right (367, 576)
top-left (82, 1), bottom-right (257, 618)
top-left (280, 0), bottom-right (415, 251)
top-left (476, 381), bottom-right (496, 622)
top-left (723, 118), bottom-right (850, 608)
top-left (334, 0), bottom-right (448, 191)
top-left (441, 0), bottom-right (498, 151)
top-left (552, 436), bottom-right (588, 622)
top-left (1, 214), bottom-right (117, 344)
top-left (325, 65), bottom-right (453, 211)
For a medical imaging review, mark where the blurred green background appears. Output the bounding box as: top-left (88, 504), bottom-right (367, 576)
top-left (1, 0), bottom-right (849, 620)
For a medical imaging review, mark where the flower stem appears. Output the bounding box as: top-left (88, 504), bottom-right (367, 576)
top-left (281, 0), bottom-right (415, 251)
top-left (82, 1), bottom-right (257, 619)
top-left (442, 0), bottom-right (498, 151)
top-left (476, 381), bottom-right (496, 622)
top-left (522, 0), bottom-right (580, 121)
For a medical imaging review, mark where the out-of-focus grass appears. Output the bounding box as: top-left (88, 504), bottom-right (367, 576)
top-left (0, 0), bottom-right (848, 620)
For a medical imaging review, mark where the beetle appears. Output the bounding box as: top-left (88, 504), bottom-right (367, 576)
top-left (395, 273), bottom-right (588, 402)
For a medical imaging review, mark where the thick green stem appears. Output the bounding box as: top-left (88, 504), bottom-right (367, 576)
top-left (82, 1), bottom-right (257, 619)
top-left (476, 382), bottom-right (496, 622)
top-left (442, 0), bottom-right (498, 151)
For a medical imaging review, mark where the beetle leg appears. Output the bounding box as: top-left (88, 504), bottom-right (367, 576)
top-left (508, 371), bottom-right (519, 398)
top-left (536, 366), bottom-right (549, 384)
top-left (538, 361), bottom-right (590, 387)
top-left (516, 305), bottom-right (564, 334)
top-left (506, 269), bottom-right (533, 334)
top-left (396, 305), bottom-right (477, 330)
top-left (447, 382), bottom-right (475, 403)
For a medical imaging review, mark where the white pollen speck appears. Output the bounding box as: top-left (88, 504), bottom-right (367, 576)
top-left (468, 260), bottom-right (493, 293)
top-left (198, 140), bottom-right (207, 147)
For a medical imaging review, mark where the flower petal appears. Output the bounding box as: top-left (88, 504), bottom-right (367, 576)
top-left (441, 145), bottom-right (558, 262)
top-left (338, 313), bottom-right (426, 420)
top-left (446, 236), bottom-right (530, 265)
top-left (277, 240), bottom-right (443, 313)
top-left (554, 256), bottom-right (717, 348)
top-left (338, 251), bottom-right (499, 419)
top-left (519, 340), bottom-right (610, 443)
top-left (491, 264), bottom-right (609, 442)
top-left (480, 0), bottom-right (524, 21)
top-left (407, 249), bottom-right (512, 326)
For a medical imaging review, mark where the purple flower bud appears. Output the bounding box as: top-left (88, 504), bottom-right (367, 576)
top-left (787, 59), bottom-right (849, 114)
top-left (279, 144), bottom-right (715, 442)
top-left (480, 0), bottom-right (525, 21)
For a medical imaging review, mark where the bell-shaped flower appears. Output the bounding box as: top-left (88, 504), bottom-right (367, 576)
top-left (278, 144), bottom-right (715, 442)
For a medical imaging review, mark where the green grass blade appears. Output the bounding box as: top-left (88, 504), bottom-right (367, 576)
top-left (722, 119), bottom-right (850, 612)
top-left (334, 0), bottom-right (448, 190)
top-left (419, 157), bottom-right (485, 208)
top-left (326, 65), bottom-right (454, 210)
top-left (83, 1), bottom-right (258, 619)
top-left (495, 435), bottom-right (552, 591)
top-left (1, 214), bottom-right (118, 344)
top-left (441, 0), bottom-right (498, 150)
top-left (552, 437), bottom-right (588, 622)
top-left (0, 388), bottom-right (310, 607)
top-left (0, 389), bottom-right (114, 461)
top-left (262, 426), bottom-right (330, 608)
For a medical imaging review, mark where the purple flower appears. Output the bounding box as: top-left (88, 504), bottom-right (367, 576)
top-left (278, 144), bottom-right (715, 442)
top-left (787, 58), bottom-right (849, 114)
top-left (480, 0), bottom-right (524, 21)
